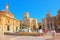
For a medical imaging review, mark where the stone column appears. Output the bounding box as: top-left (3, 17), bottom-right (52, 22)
top-left (0, 25), bottom-right (4, 40)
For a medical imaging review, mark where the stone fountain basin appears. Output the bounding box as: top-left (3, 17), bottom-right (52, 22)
top-left (4, 32), bottom-right (44, 36)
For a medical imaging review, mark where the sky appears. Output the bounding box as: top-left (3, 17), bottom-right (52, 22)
top-left (0, 0), bottom-right (60, 22)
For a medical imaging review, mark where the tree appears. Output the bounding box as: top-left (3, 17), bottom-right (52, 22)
top-left (38, 23), bottom-right (42, 29)
top-left (39, 25), bottom-right (42, 29)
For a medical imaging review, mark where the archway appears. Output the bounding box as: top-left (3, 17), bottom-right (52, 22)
top-left (16, 27), bottom-right (18, 32)
top-left (7, 25), bottom-right (10, 31)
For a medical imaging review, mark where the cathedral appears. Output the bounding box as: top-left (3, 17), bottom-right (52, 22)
top-left (0, 4), bottom-right (38, 33)
top-left (21, 12), bottom-right (38, 31)
top-left (0, 4), bottom-right (20, 33)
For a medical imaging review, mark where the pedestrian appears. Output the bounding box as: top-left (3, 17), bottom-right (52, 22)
top-left (38, 29), bottom-right (43, 33)
top-left (51, 28), bottom-right (56, 40)
top-left (43, 27), bottom-right (47, 35)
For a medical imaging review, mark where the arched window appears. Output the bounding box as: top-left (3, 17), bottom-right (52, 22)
top-left (47, 26), bottom-right (49, 29)
top-left (7, 25), bottom-right (10, 31)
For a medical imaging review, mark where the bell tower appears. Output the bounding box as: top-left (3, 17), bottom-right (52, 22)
top-left (46, 10), bottom-right (51, 18)
top-left (23, 12), bottom-right (30, 19)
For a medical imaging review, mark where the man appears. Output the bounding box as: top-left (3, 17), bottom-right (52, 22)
top-left (38, 29), bottom-right (43, 33)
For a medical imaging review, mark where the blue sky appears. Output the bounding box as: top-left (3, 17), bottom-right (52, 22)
top-left (0, 0), bottom-right (60, 22)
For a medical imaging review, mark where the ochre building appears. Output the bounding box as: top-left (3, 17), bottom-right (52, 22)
top-left (0, 4), bottom-right (20, 33)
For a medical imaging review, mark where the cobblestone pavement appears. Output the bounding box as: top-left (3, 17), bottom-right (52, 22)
top-left (5, 35), bottom-right (52, 40)
top-left (0, 35), bottom-right (52, 40)
top-left (55, 33), bottom-right (60, 40)
top-left (0, 33), bottom-right (60, 40)
top-left (10, 36), bottom-right (52, 40)
top-left (46, 33), bottom-right (60, 40)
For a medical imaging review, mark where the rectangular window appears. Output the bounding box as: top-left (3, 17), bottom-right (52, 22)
top-left (47, 20), bottom-right (49, 21)
top-left (47, 26), bottom-right (49, 29)
top-left (51, 20), bottom-right (52, 21)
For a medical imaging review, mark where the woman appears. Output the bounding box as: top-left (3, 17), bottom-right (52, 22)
top-left (43, 27), bottom-right (47, 35)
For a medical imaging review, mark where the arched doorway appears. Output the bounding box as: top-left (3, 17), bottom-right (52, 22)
top-left (7, 25), bottom-right (10, 31)
top-left (16, 27), bottom-right (18, 32)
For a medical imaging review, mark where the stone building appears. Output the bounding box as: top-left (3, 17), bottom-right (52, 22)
top-left (21, 12), bottom-right (38, 31)
top-left (41, 10), bottom-right (60, 30)
top-left (0, 4), bottom-right (20, 33)
top-left (55, 9), bottom-right (60, 29)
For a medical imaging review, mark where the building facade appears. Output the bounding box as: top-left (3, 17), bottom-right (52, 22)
top-left (42, 10), bottom-right (60, 30)
top-left (21, 12), bottom-right (38, 31)
top-left (55, 9), bottom-right (60, 29)
top-left (0, 4), bottom-right (20, 33)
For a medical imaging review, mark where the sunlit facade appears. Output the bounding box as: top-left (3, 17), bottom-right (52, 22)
top-left (0, 4), bottom-right (20, 33)
top-left (42, 10), bottom-right (60, 30)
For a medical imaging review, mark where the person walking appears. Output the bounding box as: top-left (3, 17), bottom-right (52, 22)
top-left (51, 28), bottom-right (56, 40)
top-left (43, 27), bottom-right (47, 35)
